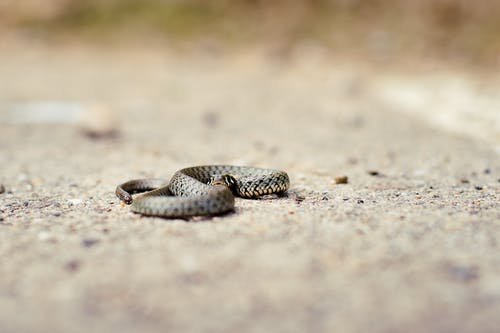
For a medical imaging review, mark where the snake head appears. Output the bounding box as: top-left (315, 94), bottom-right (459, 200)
top-left (208, 174), bottom-right (237, 190)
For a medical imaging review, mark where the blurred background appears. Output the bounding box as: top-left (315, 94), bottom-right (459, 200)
top-left (2, 0), bottom-right (500, 65)
top-left (1, 0), bottom-right (499, 146)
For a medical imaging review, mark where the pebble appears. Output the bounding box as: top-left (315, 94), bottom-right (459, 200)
top-left (447, 264), bottom-right (479, 282)
top-left (65, 260), bottom-right (81, 272)
top-left (0, 184), bottom-right (5, 194)
top-left (79, 103), bottom-right (119, 139)
top-left (82, 238), bottom-right (100, 248)
top-left (202, 110), bottom-right (219, 128)
top-left (334, 176), bottom-right (349, 184)
top-left (368, 170), bottom-right (380, 176)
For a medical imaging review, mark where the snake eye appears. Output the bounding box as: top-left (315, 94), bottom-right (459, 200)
top-left (208, 176), bottom-right (225, 186)
top-left (209, 175), bottom-right (236, 189)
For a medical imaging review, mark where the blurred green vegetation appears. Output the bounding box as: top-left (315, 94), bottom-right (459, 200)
top-left (45, 1), bottom-right (229, 38)
top-left (4, 0), bottom-right (500, 65)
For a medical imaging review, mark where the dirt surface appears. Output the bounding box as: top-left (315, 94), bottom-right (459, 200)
top-left (1, 43), bottom-right (499, 333)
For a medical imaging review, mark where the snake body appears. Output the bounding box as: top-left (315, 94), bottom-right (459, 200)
top-left (116, 165), bottom-right (290, 217)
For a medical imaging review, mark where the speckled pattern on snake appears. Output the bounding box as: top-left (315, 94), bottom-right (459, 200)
top-left (115, 165), bottom-right (290, 217)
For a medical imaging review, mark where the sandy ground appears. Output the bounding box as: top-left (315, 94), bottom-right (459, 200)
top-left (0, 42), bottom-right (499, 333)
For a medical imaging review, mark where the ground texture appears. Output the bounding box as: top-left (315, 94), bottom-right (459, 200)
top-left (0, 43), bottom-right (499, 333)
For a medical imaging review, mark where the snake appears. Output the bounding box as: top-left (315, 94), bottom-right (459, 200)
top-left (115, 165), bottom-right (290, 217)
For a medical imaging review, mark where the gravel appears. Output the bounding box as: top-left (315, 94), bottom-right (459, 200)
top-left (0, 43), bottom-right (499, 333)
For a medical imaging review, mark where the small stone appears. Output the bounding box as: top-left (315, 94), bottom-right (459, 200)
top-left (474, 186), bottom-right (483, 190)
top-left (357, 199), bottom-right (364, 204)
top-left (460, 178), bottom-right (470, 184)
top-left (0, 184), bottom-right (5, 194)
top-left (447, 264), bottom-right (479, 282)
top-left (202, 110), bottom-right (219, 128)
top-left (368, 170), bottom-right (380, 176)
top-left (23, 201), bottom-right (29, 207)
top-left (484, 168), bottom-right (491, 174)
top-left (82, 238), bottom-right (100, 248)
top-left (334, 176), bottom-right (349, 184)
top-left (65, 260), bottom-right (81, 272)
top-left (79, 103), bottom-right (120, 139)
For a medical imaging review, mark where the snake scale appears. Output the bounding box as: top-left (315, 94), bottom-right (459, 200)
top-left (116, 165), bottom-right (290, 217)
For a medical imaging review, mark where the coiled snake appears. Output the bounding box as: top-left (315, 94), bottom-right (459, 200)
top-left (116, 165), bottom-right (290, 217)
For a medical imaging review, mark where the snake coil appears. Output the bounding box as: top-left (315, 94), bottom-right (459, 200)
top-left (116, 165), bottom-right (290, 217)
